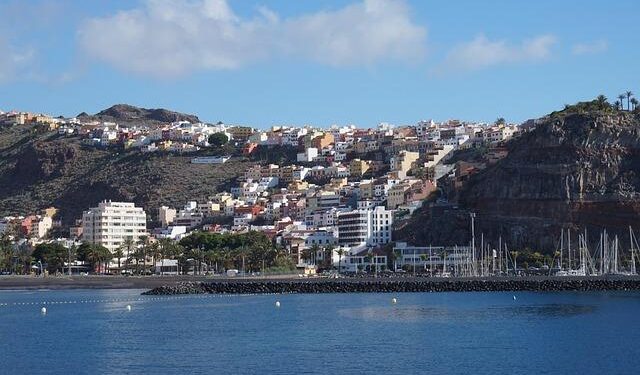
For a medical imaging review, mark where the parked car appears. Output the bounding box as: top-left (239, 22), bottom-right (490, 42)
top-left (226, 269), bottom-right (239, 277)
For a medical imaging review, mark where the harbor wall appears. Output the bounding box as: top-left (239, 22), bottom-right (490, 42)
top-left (143, 276), bottom-right (640, 295)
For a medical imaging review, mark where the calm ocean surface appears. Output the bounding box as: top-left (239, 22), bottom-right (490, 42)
top-left (1, 289), bottom-right (639, 374)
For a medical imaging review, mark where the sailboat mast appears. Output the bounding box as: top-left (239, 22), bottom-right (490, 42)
top-left (499, 236), bottom-right (502, 275)
top-left (560, 229), bottom-right (564, 271)
top-left (600, 231), bottom-right (604, 275)
top-left (568, 229), bottom-right (572, 271)
top-left (630, 226), bottom-right (636, 275)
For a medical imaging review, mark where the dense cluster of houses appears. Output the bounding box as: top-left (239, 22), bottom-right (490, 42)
top-left (1, 108), bottom-right (524, 274)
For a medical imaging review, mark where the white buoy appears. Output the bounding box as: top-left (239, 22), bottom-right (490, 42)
top-left (275, 301), bottom-right (281, 308)
top-left (513, 295), bottom-right (517, 300)
top-left (41, 307), bottom-right (47, 315)
top-left (391, 298), bottom-right (397, 304)
top-left (126, 305), bottom-right (132, 311)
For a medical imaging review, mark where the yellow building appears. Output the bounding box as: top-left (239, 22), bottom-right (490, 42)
top-left (288, 180), bottom-right (309, 192)
top-left (391, 150), bottom-right (419, 179)
top-left (349, 159), bottom-right (370, 177)
top-left (387, 183), bottom-right (411, 209)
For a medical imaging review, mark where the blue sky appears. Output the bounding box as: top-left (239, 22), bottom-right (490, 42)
top-left (0, 0), bottom-right (638, 127)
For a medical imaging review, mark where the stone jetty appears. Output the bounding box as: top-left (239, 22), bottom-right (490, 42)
top-left (142, 276), bottom-right (640, 295)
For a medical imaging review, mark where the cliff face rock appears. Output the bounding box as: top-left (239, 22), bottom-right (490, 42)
top-left (464, 112), bottom-right (640, 206)
top-left (14, 141), bottom-right (79, 183)
top-left (78, 104), bottom-right (200, 124)
top-left (400, 110), bottom-right (640, 250)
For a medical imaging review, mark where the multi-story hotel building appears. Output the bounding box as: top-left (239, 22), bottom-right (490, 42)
top-left (337, 206), bottom-right (393, 248)
top-left (82, 201), bottom-right (147, 253)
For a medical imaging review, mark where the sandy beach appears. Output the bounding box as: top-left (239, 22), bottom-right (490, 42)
top-left (0, 275), bottom-right (222, 290)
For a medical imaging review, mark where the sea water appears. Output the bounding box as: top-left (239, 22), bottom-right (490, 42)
top-left (1, 289), bottom-right (639, 374)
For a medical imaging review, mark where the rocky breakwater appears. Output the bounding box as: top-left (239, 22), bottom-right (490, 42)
top-left (142, 277), bottom-right (640, 295)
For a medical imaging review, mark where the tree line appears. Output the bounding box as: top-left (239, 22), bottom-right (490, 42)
top-left (0, 231), bottom-right (297, 275)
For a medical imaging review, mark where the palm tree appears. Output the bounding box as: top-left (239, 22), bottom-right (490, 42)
top-left (190, 246), bottom-right (205, 275)
top-left (388, 249), bottom-right (401, 272)
top-left (364, 252), bottom-right (373, 273)
top-left (0, 234), bottom-right (13, 273)
top-left (631, 97), bottom-right (639, 111)
top-left (618, 94), bottom-right (626, 110)
top-left (336, 248), bottom-right (346, 275)
top-left (510, 251), bottom-right (520, 274)
top-left (147, 241), bottom-right (160, 274)
top-left (235, 246), bottom-right (250, 275)
top-left (16, 244), bottom-right (32, 275)
top-left (205, 250), bottom-right (219, 274)
top-left (86, 244), bottom-right (111, 273)
top-left (121, 237), bottom-right (135, 274)
top-left (615, 100), bottom-right (622, 110)
top-left (596, 94), bottom-right (608, 109)
top-left (324, 244), bottom-right (335, 269)
top-left (157, 238), bottom-right (175, 275)
top-left (113, 246), bottom-right (124, 271)
top-left (420, 254), bottom-right (428, 271)
top-left (272, 245), bottom-right (289, 271)
top-left (137, 235), bottom-right (150, 275)
top-left (310, 243), bottom-right (321, 266)
top-left (301, 246), bottom-right (314, 266)
top-left (596, 94), bottom-right (608, 105)
top-left (626, 91), bottom-right (633, 111)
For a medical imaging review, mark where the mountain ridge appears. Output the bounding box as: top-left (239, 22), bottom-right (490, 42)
top-left (76, 104), bottom-right (201, 125)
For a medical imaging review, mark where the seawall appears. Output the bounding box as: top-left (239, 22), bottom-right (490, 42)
top-left (142, 276), bottom-right (640, 295)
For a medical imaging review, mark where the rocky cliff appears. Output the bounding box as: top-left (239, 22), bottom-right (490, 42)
top-left (399, 107), bottom-right (640, 251)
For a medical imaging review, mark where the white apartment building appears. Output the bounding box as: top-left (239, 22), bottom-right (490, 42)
top-left (415, 119), bottom-right (436, 141)
top-left (297, 147), bottom-right (318, 162)
top-left (393, 242), bottom-right (472, 269)
top-left (337, 206), bottom-right (393, 248)
top-left (306, 191), bottom-right (342, 213)
top-left (304, 230), bottom-right (338, 247)
top-left (304, 207), bottom-right (346, 228)
top-left (81, 201), bottom-right (147, 253)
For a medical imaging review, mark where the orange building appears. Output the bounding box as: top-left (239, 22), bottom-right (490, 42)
top-left (311, 133), bottom-right (335, 150)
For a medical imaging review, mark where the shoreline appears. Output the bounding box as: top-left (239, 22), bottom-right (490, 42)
top-left (0, 275), bottom-right (231, 291)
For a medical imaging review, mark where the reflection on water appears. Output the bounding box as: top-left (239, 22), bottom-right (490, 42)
top-left (338, 304), bottom-right (597, 323)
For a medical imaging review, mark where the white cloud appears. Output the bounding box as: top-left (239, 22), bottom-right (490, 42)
top-left (0, 38), bottom-right (35, 83)
top-left (440, 34), bottom-right (557, 73)
top-left (78, 0), bottom-right (427, 77)
top-left (572, 39), bottom-right (607, 55)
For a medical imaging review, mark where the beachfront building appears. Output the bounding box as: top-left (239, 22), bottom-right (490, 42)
top-left (81, 201), bottom-right (147, 253)
top-left (337, 206), bottom-right (393, 248)
top-left (393, 242), bottom-right (473, 271)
